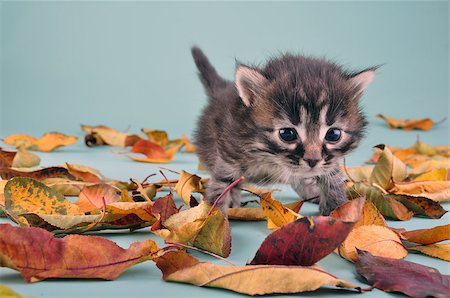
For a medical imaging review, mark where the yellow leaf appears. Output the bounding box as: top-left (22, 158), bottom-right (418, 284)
top-left (369, 145), bottom-right (407, 190)
top-left (260, 192), bottom-right (301, 229)
top-left (408, 244), bottom-right (450, 262)
top-left (156, 251), bottom-right (361, 295)
top-left (106, 201), bottom-right (155, 221)
top-left (392, 181), bottom-right (450, 202)
top-left (11, 148), bottom-right (40, 168)
top-left (0, 284), bottom-right (33, 298)
top-left (5, 178), bottom-right (83, 217)
top-left (401, 224), bottom-right (450, 245)
top-left (3, 132), bottom-right (78, 152)
top-left (338, 225), bottom-right (407, 262)
top-left (413, 168), bottom-right (449, 182)
top-left (174, 170), bottom-right (203, 206)
top-left (141, 129), bottom-right (169, 146)
top-left (227, 201), bottom-right (303, 221)
top-left (409, 159), bottom-right (450, 174)
top-left (375, 114), bottom-right (441, 131)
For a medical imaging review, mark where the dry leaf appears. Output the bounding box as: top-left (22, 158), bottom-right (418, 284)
top-left (401, 224), bottom-right (450, 245)
top-left (408, 244), bottom-right (450, 262)
top-left (156, 251), bottom-right (361, 296)
top-left (369, 144), bottom-right (407, 190)
top-left (413, 168), bottom-right (449, 181)
top-left (260, 192), bottom-right (301, 229)
top-left (391, 180), bottom-right (450, 202)
top-left (3, 132), bottom-right (78, 152)
top-left (74, 184), bottom-right (121, 213)
top-left (338, 225), bottom-right (407, 262)
top-left (356, 249), bottom-right (450, 298)
top-left (0, 284), bottom-right (33, 298)
top-left (0, 148), bottom-right (40, 168)
top-left (128, 140), bottom-right (184, 163)
top-left (0, 166), bottom-right (75, 181)
top-left (376, 114), bottom-right (445, 131)
top-left (174, 170), bottom-right (203, 206)
top-left (0, 223), bottom-right (159, 282)
top-left (228, 201), bottom-right (303, 221)
top-left (82, 124), bottom-right (142, 147)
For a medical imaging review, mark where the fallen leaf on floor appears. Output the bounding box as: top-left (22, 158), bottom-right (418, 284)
top-left (128, 140), bottom-right (184, 163)
top-left (0, 166), bottom-right (75, 181)
top-left (156, 251), bottom-right (361, 296)
top-left (337, 225), bottom-right (407, 262)
top-left (3, 132), bottom-right (78, 152)
top-left (174, 170), bottom-right (203, 206)
top-left (375, 114), bottom-right (445, 131)
top-left (260, 192), bottom-right (302, 229)
top-left (74, 184), bottom-right (121, 213)
top-left (413, 168), bottom-right (449, 181)
top-left (250, 197), bottom-right (363, 266)
top-left (82, 124), bottom-right (142, 147)
top-left (152, 201), bottom-right (231, 257)
top-left (401, 224), bottom-right (450, 245)
top-left (0, 284), bottom-right (33, 298)
top-left (355, 249), bottom-right (450, 298)
top-left (227, 200), bottom-right (303, 221)
top-left (0, 223), bottom-right (160, 282)
top-left (391, 180), bottom-right (450, 202)
top-left (0, 148), bottom-right (40, 168)
top-left (408, 244), bottom-right (450, 262)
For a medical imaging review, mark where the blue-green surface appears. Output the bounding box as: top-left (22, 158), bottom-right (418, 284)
top-left (0, 1), bottom-right (449, 298)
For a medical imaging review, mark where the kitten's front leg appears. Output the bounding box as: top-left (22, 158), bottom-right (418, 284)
top-left (316, 167), bottom-right (348, 215)
top-left (204, 177), bottom-right (241, 211)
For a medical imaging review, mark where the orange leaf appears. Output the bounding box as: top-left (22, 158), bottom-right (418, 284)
top-left (74, 184), bottom-right (121, 213)
top-left (0, 223), bottom-right (159, 282)
top-left (375, 114), bottom-right (444, 131)
top-left (128, 140), bottom-right (184, 163)
top-left (401, 224), bottom-right (450, 245)
top-left (3, 132), bottom-right (78, 152)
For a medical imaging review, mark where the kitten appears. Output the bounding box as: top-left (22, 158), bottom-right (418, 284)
top-left (192, 47), bottom-right (375, 215)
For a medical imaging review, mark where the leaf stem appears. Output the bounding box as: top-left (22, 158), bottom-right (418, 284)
top-left (165, 241), bottom-right (236, 266)
top-left (207, 177), bottom-right (245, 216)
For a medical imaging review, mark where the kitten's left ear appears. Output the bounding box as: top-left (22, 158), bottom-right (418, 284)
top-left (348, 68), bottom-right (377, 93)
top-left (235, 66), bottom-right (268, 107)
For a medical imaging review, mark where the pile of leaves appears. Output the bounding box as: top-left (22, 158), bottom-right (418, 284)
top-left (0, 127), bottom-right (449, 297)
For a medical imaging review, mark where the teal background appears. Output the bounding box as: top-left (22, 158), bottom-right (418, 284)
top-left (0, 1), bottom-right (449, 298)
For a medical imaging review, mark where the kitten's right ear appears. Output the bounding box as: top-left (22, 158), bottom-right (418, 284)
top-left (235, 66), bottom-right (268, 107)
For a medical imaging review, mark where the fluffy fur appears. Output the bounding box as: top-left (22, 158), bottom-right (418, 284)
top-left (192, 47), bottom-right (375, 215)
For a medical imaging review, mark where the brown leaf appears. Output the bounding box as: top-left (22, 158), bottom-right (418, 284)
top-left (401, 224), bottom-right (450, 245)
top-left (338, 225), bottom-right (407, 262)
top-left (408, 244), bottom-right (450, 262)
top-left (391, 180), bottom-right (450, 202)
top-left (174, 170), bottom-right (203, 206)
top-left (81, 124), bottom-right (142, 147)
top-left (74, 184), bottom-right (121, 213)
top-left (375, 114), bottom-right (445, 131)
top-left (0, 223), bottom-right (159, 282)
top-left (0, 167), bottom-right (75, 181)
top-left (156, 251), bottom-right (361, 295)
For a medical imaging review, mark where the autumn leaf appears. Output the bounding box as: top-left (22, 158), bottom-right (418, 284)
top-left (0, 148), bottom-right (40, 168)
top-left (0, 166), bottom-right (75, 181)
top-left (0, 223), bottom-right (160, 282)
top-left (392, 194), bottom-right (447, 219)
top-left (174, 170), bottom-right (203, 206)
top-left (151, 194), bottom-right (180, 231)
top-left (369, 144), bottom-right (407, 190)
top-left (401, 224), bottom-right (450, 245)
top-left (156, 251), bottom-right (361, 296)
top-left (260, 192), bottom-right (302, 229)
top-left (227, 200), bottom-right (303, 221)
top-left (408, 244), bottom-right (450, 262)
top-left (355, 249), bottom-right (450, 298)
top-left (74, 184), bottom-right (121, 213)
top-left (128, 140), bottom-right (184, 163)
top-left (141, 129), bottom-right (170, 146)
top-left (0, 284), bottom-right (33, 298)
top-left (391, 180), bottom-right (450, 202)
top-left (81, 124), bottom-right (142, 147)
top-left (249, 197), bottom-right (363, 266)
top-left (3, 132), bottom-right (78, 152)
top-left (4, 177), bottom-right (83, 220)
top-left (376, 114), bottom-right (445, 131)
top-left (413, 168), bottom-right (449, 181)
top-left (337, 225), bottom-right (407, 262)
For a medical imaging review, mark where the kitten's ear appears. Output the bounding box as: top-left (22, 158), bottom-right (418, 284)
top-left (349, 68), bottom-right (376, 93)
top-left (235, 66), bottom-right (268, 107)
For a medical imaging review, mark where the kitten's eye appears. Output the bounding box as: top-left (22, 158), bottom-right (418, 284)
top-left (279, 128), bottom-right (297, 142)
top-left (325, 128), bottom-right (342, 143)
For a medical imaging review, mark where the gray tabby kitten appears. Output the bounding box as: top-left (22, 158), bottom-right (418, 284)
top-left (192, 47), bottom-right (375, 215)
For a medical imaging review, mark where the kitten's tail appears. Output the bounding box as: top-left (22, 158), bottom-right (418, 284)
top-left (191, 46), bottom-right (228, 95)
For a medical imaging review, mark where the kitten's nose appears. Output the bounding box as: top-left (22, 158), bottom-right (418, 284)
top-left (305, 159), bottom-right (320, 168)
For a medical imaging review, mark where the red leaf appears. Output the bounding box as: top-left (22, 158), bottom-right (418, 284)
top-left (249, 216), bottom-right (356, 266)
top-left (0, 223), bottom-right (159, 282)
top-left (150, 194), bottom-right (179, 231)
top-left (356, 249), bottom-right (450, 298)
top-left (131, 140), bottom-right (167, 159)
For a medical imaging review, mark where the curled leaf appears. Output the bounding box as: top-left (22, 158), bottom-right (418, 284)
top-left (376, 114), bottom-right (445, 131)
top-left (156, 251), bottom-right (361, 296)
top-left (3, 132), bottom-right (78, 152)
